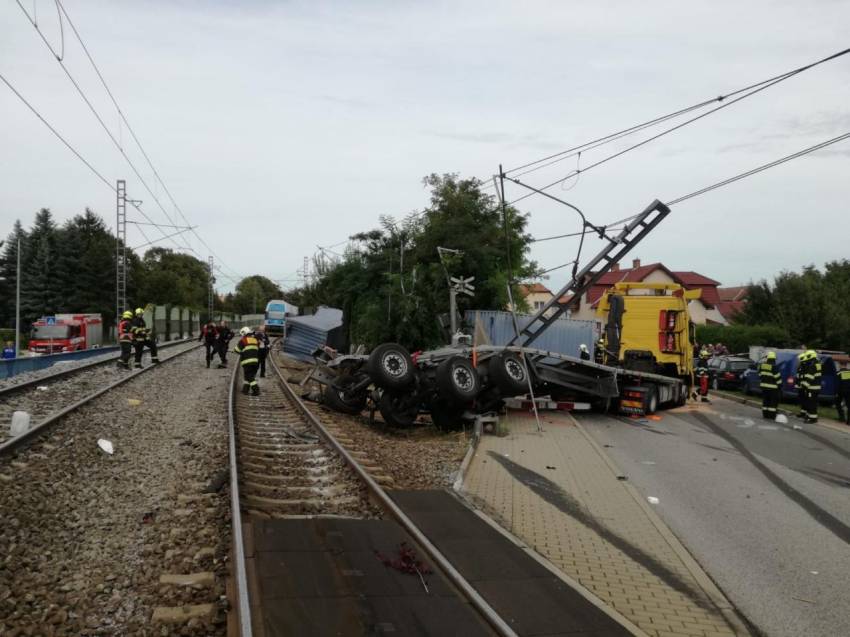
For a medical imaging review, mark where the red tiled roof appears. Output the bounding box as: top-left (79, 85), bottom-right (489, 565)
top-left (718, 286), bottom-right (748, 302)
top-left (717, 300), bottom-right (746, 322)
top-left (672, 271), bottom-right (721, 286)
top-left (519, 282), bottom-right (552, 296)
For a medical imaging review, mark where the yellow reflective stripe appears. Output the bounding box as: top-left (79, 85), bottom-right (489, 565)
top-left (240, 345), bottom-right (259, 351)
top-left (241, 358), bottom-right (259, 365)
top-left (760, 384), bottom-right (777, 389)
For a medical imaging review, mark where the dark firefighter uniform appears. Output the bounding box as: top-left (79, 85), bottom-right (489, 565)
top-left (835, 366), bottom-right (850, 425)
top-left (116, 310), bottom-right (134, 370)
top-left (131, 308), bottom-right (159, 368)
top-left (216, 323), bottom-right (234, 368)
top-left (796, 350), bottom-right (822, 424)
top-left (758, 352), bottom-right (781, 420)
top-left (234, 329), bottom-right (260, 395)
top-left (254, 328), bottom-right (270, 377)
top-left (594, 338), bottom-right (605, 364)
top-left (198, 321), bottom-right (218, 368)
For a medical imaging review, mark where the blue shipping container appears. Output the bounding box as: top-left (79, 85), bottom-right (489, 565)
top-left (465, 310), bottom-right (595, 358)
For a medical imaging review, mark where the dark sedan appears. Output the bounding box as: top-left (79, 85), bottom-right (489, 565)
top-left (707, 355), bottom-right (752, 390)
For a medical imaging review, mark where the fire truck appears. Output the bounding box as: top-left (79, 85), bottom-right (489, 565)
top-left (29, 314), bottom-right (104, 355)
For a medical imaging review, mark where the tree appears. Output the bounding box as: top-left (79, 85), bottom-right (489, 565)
top-left (0, 221), bottom-right (28, 327)
top-left (231, 276), bottom-right (284, 314)
top-left (290, 174), bottom-right (538, 349)
top-left (20, 209), bottom-right (62, 324)
top-left (137, 247), bottom-right (210, 309)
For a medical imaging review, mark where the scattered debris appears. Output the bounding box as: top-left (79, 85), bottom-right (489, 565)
top-left (641, 461), bottom-right (656, 465)
top-left (97, 438), bottom-right (114, 455)
top-left (793, 425), bottom-right (803, 431)
top-left (128, 398), bottom-right (142, 406)
top-left (36, 385), bottom-right (49, 391)
top-left (545, 465), bottom-right (557, 470)
top-left (647, 496), bottom-right (660, 504)
top-left (776, 414), bottom-right (789, 424)
top-left (792, 596), bottom-right (815, 604)
top-left (810, 570), bottom-right (819, 575)
top-left (375, 543), bottom-right (432, 593)
top-left (603, 444), bottom-right (614, 448)
top-left (616, 475), bottom-right (628, 481)
top-left (10, 411), bottom-right (31, 436)
top-left (142, 511), bottom-right (156, 524)
top-left (203, 469), bottom-right (229, 493)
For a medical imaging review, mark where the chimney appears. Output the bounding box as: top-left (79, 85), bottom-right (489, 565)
top-left (632, 258), bottom-right (641, 269)
top-left (611, 262), bottom-right (619, 272)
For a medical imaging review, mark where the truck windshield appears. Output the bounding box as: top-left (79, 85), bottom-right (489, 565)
top-left (32, 325), bottom-right (71, 339)
top-left (267, 303), bottom-right (285, 313)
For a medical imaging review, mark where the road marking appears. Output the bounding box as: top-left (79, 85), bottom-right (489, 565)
top-left (757, 425), bottom-right (778, 431)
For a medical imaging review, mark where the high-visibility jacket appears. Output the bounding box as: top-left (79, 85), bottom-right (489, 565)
top-left (837, 369), bottom-right (850, 396)
top-left (234, 335), bottom-right (259, 366)
top-left (118, 319), bottom-right (133, 343)
top-left (758, 361), bottom-right (781, 390)
top-left (799, 359), bottom-right (822, 392)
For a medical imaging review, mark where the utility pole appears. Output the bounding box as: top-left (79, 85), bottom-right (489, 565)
top-left (208, 256), bottom-right (214, 322)
top-left (15, 237), bottom-right (21, 358)
top-left (302, 256), bottom-right (309, 285)
top-left (449, 276), bottom-right (475, 335)
top-left (115, 180), bottom-right (127, 323)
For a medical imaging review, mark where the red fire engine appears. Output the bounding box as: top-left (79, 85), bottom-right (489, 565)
top-left (29, 314), bottom-right (104, 355)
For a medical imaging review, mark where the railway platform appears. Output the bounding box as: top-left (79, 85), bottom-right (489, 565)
top-left (461, 410), bottom-right (748, 637)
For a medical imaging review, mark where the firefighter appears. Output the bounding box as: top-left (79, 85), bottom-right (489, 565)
top-left (579, 343), bottom-right (590, 361)
top-left (234, 326), bottom-right (260, 395)
top-left (116, 310), bottom-right (134, 370)
top-left (695, 349), bottom-right (711, 402)
top-left (254, 325), bottom-right (270, 377)
top-left (594, 338), bottom-right (605, 364)
top-left (797, 350), bottom-right (822, 424)
top-left (198, 320), bottom-right (218, 368)
top-left (836, 362), bottom-right (850, 425)
top-left (216, 320), bottom-right (234, 368)
top-left (758, 351), bottom-right (781, 420)
top-left (131, 307), bottom-right (159, 368)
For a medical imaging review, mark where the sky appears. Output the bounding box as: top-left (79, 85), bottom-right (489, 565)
top-left (1, 0), bottom-right (848, 295)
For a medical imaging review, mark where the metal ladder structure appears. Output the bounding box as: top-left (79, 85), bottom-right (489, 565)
top-left (115, 179), bottom-right (128, 320)
top-left (509, 198), bottom-right (671, 348)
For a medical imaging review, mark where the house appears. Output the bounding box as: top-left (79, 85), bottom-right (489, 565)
top-left (562, 259), bottom-right (727, 325)
top-left (716, 286), bottom-right (748, 323)
top-left (516, 282), bottom-right (553, 312)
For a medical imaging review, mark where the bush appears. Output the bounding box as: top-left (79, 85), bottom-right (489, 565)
top-left (695, 324), bottom-right (792, 355)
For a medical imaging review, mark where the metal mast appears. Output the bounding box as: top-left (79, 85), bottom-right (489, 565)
top-left (115, 180), bottom-right (127, 321)
top-left (208, 256), bottom-right (214, 321)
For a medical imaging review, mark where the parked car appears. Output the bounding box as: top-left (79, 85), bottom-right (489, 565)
top-left (740, 352), bottom-right (838, 402)
top-left (706, 355), bottom-right (752, 390)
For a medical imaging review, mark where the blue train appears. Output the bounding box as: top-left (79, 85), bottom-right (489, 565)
top-left (263, 299), bottom-right (298, 335)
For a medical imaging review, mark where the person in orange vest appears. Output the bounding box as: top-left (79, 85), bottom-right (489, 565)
top-left (116, 310), bottom-right (134, 370)
top-left (233, 327), bottom-right (261, 395)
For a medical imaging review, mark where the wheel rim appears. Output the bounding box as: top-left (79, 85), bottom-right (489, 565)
top-left (452, 364), bottom-right (474, 392)
top-left (504, 358), bottom-right (525, 383)
top-left (382, 352), bottom-right (408, 378)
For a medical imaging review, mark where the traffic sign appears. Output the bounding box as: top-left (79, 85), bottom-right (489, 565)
top-left (46, 316), bottom-right (55, 325)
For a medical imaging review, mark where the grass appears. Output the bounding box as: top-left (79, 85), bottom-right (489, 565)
top-left (716, 387), bottom-right (843, 422)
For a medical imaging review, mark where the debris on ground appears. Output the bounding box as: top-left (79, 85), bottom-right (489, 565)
top-left (375, 542), bottom-right (433, 593)
top-left (647, 496), bottom-right (660, 504)
top-left (97, 438), bottom-right (114, 454)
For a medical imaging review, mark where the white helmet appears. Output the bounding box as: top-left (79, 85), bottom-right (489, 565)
top-left (239, 326), bottom-right (251, 336)
top-left (580, 343), bottom-right (588, 352)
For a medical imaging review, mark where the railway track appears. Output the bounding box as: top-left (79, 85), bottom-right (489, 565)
top-left (227, 347), bottom-right (515, 636)
top-left (0, 339), bottom-right (199, 454)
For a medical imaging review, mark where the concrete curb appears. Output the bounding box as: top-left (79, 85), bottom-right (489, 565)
top-left (571, 413), bottom-right (753, 636)
top-left (713, 390), bottom-right (849, 435)
top-left (450, 487), bottom-right (648, 637)
top-left (452, 419), bottom-right (482, 492)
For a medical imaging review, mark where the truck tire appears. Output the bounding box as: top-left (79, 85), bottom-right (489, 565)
top-left (676, 383), bottom-right (688, 407)
top-left (436, 356), bottom-right (481, 404)
top-left (367, 343), bottom-right (414, 390)
top-left (378, 391), bottom-right (419, 428)
top-left (488, 351), bottom-right (528, 396)
top-left (644, 385), bottom-right (659, 415)
top-left (322, 378), bottom-right (367, 415)
top-left (429, 400), bottom-right (464, 432)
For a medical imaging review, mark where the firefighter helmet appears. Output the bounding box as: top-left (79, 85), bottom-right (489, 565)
top-left (122, 310), bottom-right (133, 319)
top-left (766, 351), bottom-right (776, 360)
top-left (135, 307), bottom-right (144, 316)
top-left (699, 349), bottom-right (709, 358)
top-left (240, 326), bottom-right (251, 336)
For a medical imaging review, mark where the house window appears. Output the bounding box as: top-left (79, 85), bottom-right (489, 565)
top-left (534, 301), bottom-right (545, 310)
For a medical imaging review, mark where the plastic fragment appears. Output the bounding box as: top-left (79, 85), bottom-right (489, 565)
top-left (36, 386), bottom-right (49, 391)
top-left (10, 411), bottom-right (31, 436)
top-left (128, 399), bottom-right (142, 406)
top-left (792, 425), bottom-right (803, 431)
top-left (647, 496), bottom-right (660, 505)
top-left (776, 414), bottom-right (789, 424)
top-left (97, 439), bottom-right (114, 455)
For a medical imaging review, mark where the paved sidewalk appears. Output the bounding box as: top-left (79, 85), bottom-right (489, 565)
top-left (461, 411), bottom-right (747, 637)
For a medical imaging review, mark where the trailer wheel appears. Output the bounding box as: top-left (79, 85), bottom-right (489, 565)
top-left (437, 356), bottom-right (481, 404)
top-left (429, 400), bottom-right (464, 432)
top-left (378, 391), bottom-right (419, 428)
top-left (676, 384), bottom-right (688, 406)
top-left (644, 385), bottom-right (659, 415)
top-left (322, 377), bottom-right (368, 415)
top-left (592, 396), bottom-right (614, 414)
top-left (488, 352), bottom-right (528, 396)
top-left (368, 343), bottom-right (414, 389)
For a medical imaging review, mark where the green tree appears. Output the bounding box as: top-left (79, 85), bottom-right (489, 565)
top-left (0, 220), bottom-right (28, 327)
top-left (20, 209), bottom-right (62, 324)
top-left (231, 275), bottom-right (284, 314)
top-left (137, 247), bottom-right (209, 309)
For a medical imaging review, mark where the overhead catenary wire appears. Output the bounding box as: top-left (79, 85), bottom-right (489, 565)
top-left (502, 46), bottom-right (850, 179)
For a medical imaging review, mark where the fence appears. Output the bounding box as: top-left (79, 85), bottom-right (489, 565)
top-left (0, 346), bottom-right (120, 380)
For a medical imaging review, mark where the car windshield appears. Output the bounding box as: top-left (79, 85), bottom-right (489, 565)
top-left (728, 360), bottom-right (750, 371)
top-left (32, 325), bottom-right (71, 339)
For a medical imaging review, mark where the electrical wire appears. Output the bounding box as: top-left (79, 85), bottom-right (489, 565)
top-left (53, 0), bottom-right (244, 281)
top-left (503, 46), bottom-right (850, 178)
top-left (665, 131), bottom-right (850, 206)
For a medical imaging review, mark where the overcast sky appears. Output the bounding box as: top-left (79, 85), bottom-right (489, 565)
top-left (1, 0), bottom-right (848, 295)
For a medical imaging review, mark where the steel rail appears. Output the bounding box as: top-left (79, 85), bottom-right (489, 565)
top-left (0, 338), bottom-right (192, 399)
top-left (267, 352), bottom-right (519, 637)
top-left (226, 363), bottom-right (254, 637)
top-left (0, 342), bottom-right (201, 457)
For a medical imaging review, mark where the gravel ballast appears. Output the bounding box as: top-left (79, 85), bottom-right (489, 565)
top-left (0, 348), bottom-right (231, 636)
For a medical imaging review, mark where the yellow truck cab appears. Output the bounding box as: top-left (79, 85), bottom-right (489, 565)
top-left (596, 282), bottom-right (697, 413)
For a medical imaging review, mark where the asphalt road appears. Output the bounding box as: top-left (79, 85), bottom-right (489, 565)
top-left (578, 396), bottom-right (850, 637)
